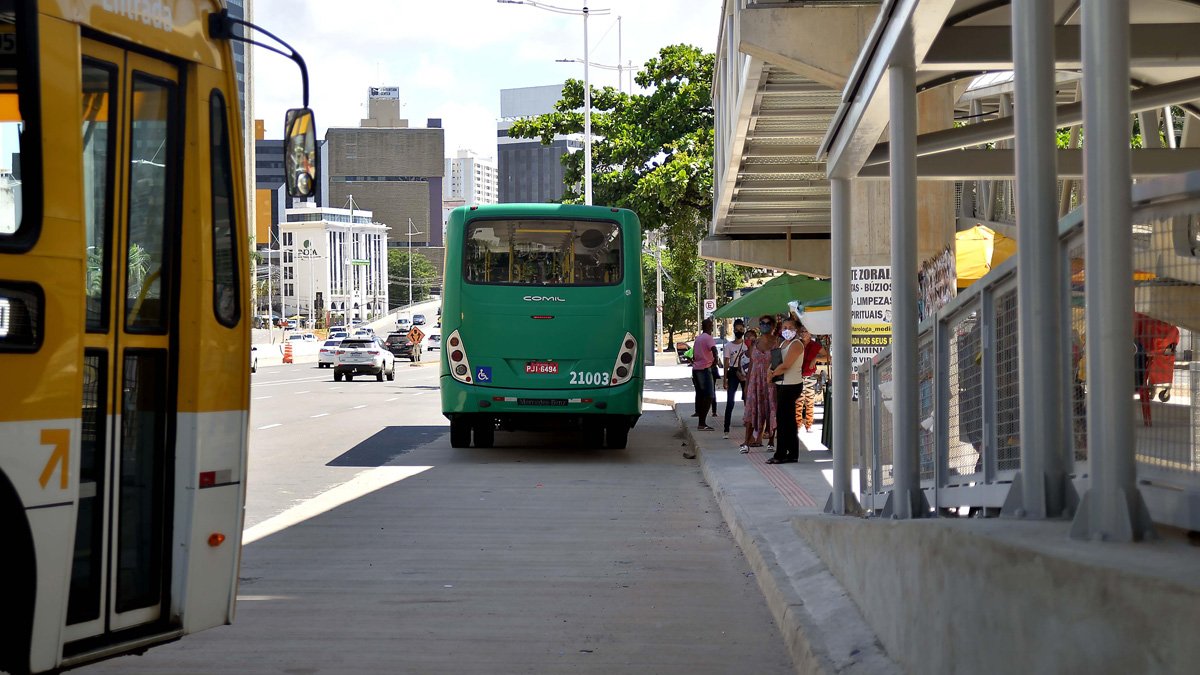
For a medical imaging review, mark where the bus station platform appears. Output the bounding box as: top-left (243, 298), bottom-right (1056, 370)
top-left (644, 364), bottom-right (1200, 674)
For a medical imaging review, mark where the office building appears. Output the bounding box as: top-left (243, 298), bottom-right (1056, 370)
top-left (277, 204), bottom-right (389, 326)
top-left (498, 84), bottom-right (581, 203)
top-left (325, 87), bottom-right (445, 248)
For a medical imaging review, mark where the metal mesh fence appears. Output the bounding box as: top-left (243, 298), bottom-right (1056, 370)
top-left (994, 287), bottom-right (1022, 473)
top-left (878, 355), bottom-right (894, 489)
top-left (859, 366), bottom-right (875, 498)
top-left (1129, 208), bottom-right (1199, 478)
top-left (1068, 237), bottom-right (1089, 463)
top-left (918, 334), bottom-right (936, 483)
top-left (947, 309), bottom-right (984, 479)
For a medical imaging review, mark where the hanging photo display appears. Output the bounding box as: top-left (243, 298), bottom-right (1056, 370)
top-left (851, 265), bottom-right (892, 369)
top-left (918, 246), bottom-right (957, 322)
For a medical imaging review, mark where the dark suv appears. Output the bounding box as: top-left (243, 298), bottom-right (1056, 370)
top-left (384, 333), bottom-right (422, 362)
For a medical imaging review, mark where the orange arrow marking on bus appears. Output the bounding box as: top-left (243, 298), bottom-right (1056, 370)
top-left (39, 429), bottom-right (70, 490)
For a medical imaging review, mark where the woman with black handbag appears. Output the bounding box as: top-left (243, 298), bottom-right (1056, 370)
top-left (721, 321), bottom-right (748, 438)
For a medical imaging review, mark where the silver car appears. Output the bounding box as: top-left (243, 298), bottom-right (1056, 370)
top-left (318, 339), bottom-right (342, 368)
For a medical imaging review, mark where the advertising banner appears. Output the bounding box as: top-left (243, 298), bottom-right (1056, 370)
top-left (851, 265), bottom-right (892, 369)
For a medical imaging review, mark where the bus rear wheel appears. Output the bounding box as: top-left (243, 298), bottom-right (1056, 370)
top-left (606, 421), bottom-right (629, 449)
top-left (473, 419), bottom-right (495, 448)
top-left (449, 418), bottom-right (471, 448)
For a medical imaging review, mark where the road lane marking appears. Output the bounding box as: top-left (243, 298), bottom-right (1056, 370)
top-left (385, 397), bottom-right (399, 402)
top-left (310, 413), bottom-right (329, 418)
top-left (254, 396), bottom-right (272, 400)
top-left (257, 423), bottom-right (282, 430)
top-left (353, 404), bottom-right (368, 409)
top-left (295, 390), bottom-right (311, 394)
top-left (243, 465), bottom-right (433, 545)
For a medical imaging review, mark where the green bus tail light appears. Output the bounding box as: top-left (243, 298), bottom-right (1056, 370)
top-left (610, 332), bottom-right (637, 386)
top-left (447, 330), bottom-right (475, 384)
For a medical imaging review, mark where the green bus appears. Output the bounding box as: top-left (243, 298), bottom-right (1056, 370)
top-left (441, 204), bottom-right (645, 449)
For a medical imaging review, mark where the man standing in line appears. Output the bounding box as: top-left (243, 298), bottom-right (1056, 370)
top-left (690, 317), bottom-right (718, 434)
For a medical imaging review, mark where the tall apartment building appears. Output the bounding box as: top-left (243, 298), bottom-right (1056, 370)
top-left (444, 149), bottom-right (498, 205)
top-left (497, 84), bottom-right (581, 203)
top-left (325, 87), bottom-right (445, 248)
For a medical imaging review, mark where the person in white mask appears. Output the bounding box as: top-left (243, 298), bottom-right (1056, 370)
top-left (766, 318), bottom-right (806, 464)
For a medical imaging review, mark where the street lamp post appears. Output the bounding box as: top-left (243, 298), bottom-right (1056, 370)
top-left (498, 0), bottom-right (610, 205)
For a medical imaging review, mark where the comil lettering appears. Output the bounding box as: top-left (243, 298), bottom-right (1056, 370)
top-left (102, 0), bottom-right (174, 32)
top-left (523, 295), bottom-right (566, 302)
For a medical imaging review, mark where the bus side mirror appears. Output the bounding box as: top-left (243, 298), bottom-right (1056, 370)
top-left (285, 108), bottom-right (317, 198)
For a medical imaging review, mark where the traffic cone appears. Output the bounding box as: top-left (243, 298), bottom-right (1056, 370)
top-left (283, 342), bottom-right (293, 364)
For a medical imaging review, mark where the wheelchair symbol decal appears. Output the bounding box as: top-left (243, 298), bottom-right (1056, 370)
top-left (476, 366), bottom-right (492, 382)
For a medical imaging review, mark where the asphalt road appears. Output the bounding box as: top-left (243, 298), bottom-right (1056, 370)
top-left (82, 361), bottom-right (793, 674)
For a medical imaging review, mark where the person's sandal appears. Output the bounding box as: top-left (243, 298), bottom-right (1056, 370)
top-left (698, 425), bottom-right (714, 431)
top-left (738, 445), bottom-right (750, 453)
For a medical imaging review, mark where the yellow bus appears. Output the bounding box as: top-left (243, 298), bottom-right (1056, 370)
top-left (0, 2), bottom-right (315, 672)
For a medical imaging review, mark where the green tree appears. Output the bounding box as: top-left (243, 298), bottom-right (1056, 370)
top-left (508, 43), bottom-right (715, 277)
top-left (388, 249), bottom-right (437, 307)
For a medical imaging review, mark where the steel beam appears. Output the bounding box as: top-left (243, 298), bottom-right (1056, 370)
top-left (824, 177), bottom-right (863, 516)
top-left (1070, 0), bottom-right (1155, 542)
top-left (923, 24), bottom-right (1200, 70)
top-left (883, 22), bottom-right (929, 520)
top-left (1002, 0), bottom-right (1077, 521)
top-left (853, 148), bottom-right (1200, 179)
top-left (864, 75), bottom-right (1200, 166)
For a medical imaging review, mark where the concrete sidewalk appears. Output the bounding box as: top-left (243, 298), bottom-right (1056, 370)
top-left (645, 363), bottom-right (1200, 674)
top-left (643, 363), bottom-right (896, 674)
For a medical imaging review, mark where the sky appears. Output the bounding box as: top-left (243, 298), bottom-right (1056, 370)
top-left (252, 0), bottom-right (723, 157)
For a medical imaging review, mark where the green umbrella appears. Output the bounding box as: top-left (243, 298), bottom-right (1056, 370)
top-left (712, 273), bottom-right (831, 320)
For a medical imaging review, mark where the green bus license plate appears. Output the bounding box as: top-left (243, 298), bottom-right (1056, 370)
top-left (518, 398), bottom-right (567, 406)
top-left (525, 361), bottom-right (558, 374)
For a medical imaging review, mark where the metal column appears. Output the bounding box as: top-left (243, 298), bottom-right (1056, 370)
top-left (1071, 0), bottom-right (1155, 541)
top-left (825, 178), bottom-right (862, 516)
top-left (1003, 0), bottom-right (1078, 519)
top-left (883, 23), bottom-right (928, 519)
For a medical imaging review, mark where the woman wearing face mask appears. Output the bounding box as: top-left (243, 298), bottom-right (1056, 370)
top-left (740, 316), bottom-right (779, 452)
top-left (766, 318), bottom-right (806, 464)
top-left (721, 322), bottom-right (748, 439)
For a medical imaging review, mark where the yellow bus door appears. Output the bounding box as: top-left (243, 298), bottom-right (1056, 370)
top-left (66, 41), bottom-right (182, 645)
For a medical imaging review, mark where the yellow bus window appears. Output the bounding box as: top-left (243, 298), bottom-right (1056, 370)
top-left (124, 74), bottom-right (176, 332)
top-left (83, 61), bottom-right (117, 332)
top-left (210, 90), bottom-right (240, 327)
top-left (0, 69), bottom-right (22, 238)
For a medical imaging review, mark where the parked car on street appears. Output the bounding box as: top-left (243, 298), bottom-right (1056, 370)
top-left (412, 313), bottom-right (426, 326)
top-left (334, 337), bottom-right (395, 382)
top-left (318, 339), bottom-right (342, 368)
top-left (384, 333), bottom-right (422, 362)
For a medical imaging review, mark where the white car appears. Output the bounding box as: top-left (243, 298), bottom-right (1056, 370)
top-left (396, 316), bottom-right (412, 331)
top-left (425, 332), bottom-right (441, 352)
top-left (288, 333), bottom-right (317, 342)
top-left (328, 330), bottom-right (348, 340)
top-left (334, 336), bottom-right (395, 382)
top-left (318, 339), bottom-right (342, 368)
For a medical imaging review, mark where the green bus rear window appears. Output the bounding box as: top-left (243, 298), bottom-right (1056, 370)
top-left (464, 219), bottom-right (622, 286)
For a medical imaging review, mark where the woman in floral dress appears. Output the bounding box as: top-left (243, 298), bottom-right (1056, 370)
top-left (741, 318), bottom-right (779, 452)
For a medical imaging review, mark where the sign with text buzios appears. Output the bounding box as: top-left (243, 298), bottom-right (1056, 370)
top-left (851, 265), bottom-right (892, 369)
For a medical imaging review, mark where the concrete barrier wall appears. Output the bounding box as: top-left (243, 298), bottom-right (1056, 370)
top-left (794, 516), bottom-right (1200, 674)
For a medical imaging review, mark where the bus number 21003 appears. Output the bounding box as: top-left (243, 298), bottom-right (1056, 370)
top-left (569, 371), bottom-right (610, 386)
